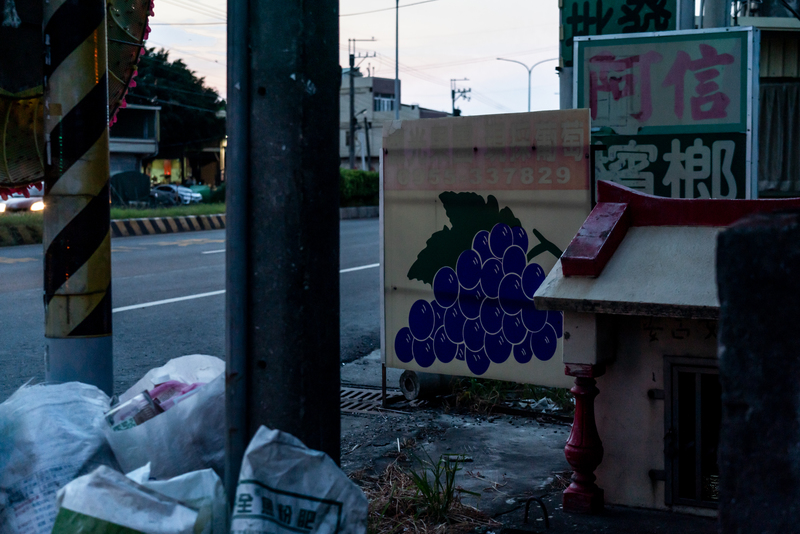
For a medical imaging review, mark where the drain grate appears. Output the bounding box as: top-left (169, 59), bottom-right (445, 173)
top-left (340, 386), bottom-right (425, 414)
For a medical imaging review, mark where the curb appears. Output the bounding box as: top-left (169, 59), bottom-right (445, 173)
top-left (0, 224), bottom-right (43, 247)
top-left (0, 207), bottom-right (379, 247)
top-left (340, 206), bottom-right (379, 219)
top-left (110, 214), bottom-right (226, 238)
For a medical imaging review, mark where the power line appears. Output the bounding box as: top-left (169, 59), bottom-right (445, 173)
top-left (159, 0), bottom-right (226, 17)
top-left (150, 22), bottom-right (227, 26)
top-left (157, 0), bottom-right (226, 21)
top-left (146, 41), bottom-right (225, 65)
top-left (153, 98), bottom-right (222, 113)
top-left (341, 0), bottom-right (441, 17)
top-left (135, 81), bottom-right (222, 98)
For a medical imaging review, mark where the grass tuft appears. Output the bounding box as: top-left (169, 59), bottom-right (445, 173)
top-left (352, 460), bottom-right (498, 534)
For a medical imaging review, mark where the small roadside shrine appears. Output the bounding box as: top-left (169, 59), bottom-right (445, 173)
top-left (534, 181), bottom-right (800, 515)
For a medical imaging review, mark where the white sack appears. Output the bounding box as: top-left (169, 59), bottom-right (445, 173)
top-left (127, 463), bottom-right (227, 534)
top-left (105, 355), bottom-right (225, 479)
top-left (230, 427), bottom-right (368, 534)
top-left (119, 354), bottom-right (224, 404)
top-left (0, 382), bottom-right (118, 534)
top-left (51, 466), bottom-right (197, 533)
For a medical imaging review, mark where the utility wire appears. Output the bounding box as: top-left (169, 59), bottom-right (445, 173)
top-left (341, 0), bottom-right (440, 17)
top-left (159, 0), bottom-right (226, 17)
top-left (135, 81), bottom-right (222, 99)
top-left (152, 98), bottom-right (222, 113)
top-left (150, 22), bottom-right (227, 25)
top-left (157, 0), bottom-right (226, 20)
top-left (146, 41), bottom-right (224, 64)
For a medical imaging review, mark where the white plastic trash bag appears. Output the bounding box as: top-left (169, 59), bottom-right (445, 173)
top-left (127, 463), bottom-right (227, 534)
top-left (51, 466), bottom-right (197, 534)
top-left (0, 382), bottom-right (118, 534)
top-left (105, 355), bottom-right (225, 479)
top-left (231, 427), bottom-right (368, 534)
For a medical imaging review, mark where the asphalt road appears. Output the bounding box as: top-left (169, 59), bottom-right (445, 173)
top-left (0, 218), bottom-right (380, 400)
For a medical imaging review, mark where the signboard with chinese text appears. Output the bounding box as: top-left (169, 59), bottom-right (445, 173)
top-left (594, 133), bottom-right (747, 198)
top-left (575, 28), bottom-right (759, 198)
top-left (381, 110), bottom-right (592, 387)
top-left (560, 0), bottom-right (678, 67)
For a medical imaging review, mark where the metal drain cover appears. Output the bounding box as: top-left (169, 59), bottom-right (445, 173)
top-left (340, 386), bottom-right (425, 414)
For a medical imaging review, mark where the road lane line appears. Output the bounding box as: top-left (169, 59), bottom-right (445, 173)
top-left (112, 290), bottom-right (225, 313)
top-left (113, 263), bottom-right (379, 312)
top-left (201, 249), bottom-right (225, 254)
top-left (340, 263), bottom-right (379, 273)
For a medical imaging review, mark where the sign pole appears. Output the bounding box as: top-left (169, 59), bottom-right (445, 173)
top-left (225, 0), bottom-right (341, 499)
top-left (43, 0), bottom-right (113, 395)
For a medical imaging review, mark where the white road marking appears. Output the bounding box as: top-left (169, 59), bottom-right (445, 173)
top-left (201, 249), bottom-right (225, 254)
top-left (112, 290), bottom-right (226, 313)
top-left (339, 263), bottom-right (380, 273)
top-left (113, 263), bottom-right (379, 313)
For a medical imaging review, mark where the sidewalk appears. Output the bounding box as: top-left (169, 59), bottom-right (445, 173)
top-left (340, 351), bottom-right (718, 534)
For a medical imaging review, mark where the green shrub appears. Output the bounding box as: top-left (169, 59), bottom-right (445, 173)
top-left (340, 168), bottom-right (378, 207)
top-left (209, 183), bottom-right (226, 203)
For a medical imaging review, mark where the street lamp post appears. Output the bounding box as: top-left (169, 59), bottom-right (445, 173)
top-left (394, 0), bottom-right (399, 120)
top-left (496, 57), bottom-right (558, 112)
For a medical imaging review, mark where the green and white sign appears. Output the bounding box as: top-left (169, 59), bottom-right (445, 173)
top-left (575, 27), bottom-right (759, 198)
top-left (560, 0), bottom-right (678, 67)
top-left (594, 133), bottom-right (747, 199)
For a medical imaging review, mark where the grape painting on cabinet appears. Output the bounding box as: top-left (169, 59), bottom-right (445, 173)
top-left (382, 110), bottom-right (592, 387)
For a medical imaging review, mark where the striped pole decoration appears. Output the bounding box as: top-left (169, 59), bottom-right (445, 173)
top-left (43, 0), bottom-right (113, 394)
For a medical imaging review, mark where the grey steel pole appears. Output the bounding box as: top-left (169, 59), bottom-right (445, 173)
top-left (364, 116), bottom-right (371, 170)
top-left (394, 0), bottom-right (399, 120)
top-left (43, 0), bottom-right (113, 395)
top-left (497, 57), bottom-right (558, 113)
top-left (225, 0), bottom-right (250, 500)
top-left (527, 69), bottom-right (532, 113)
top-left (349, 53), bottom-right (355, 169)
top-left (225, 0), bottom-right (341, 500)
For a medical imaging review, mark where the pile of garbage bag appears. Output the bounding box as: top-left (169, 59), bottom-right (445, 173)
top-left (0, 355), bottom-right (367, 534)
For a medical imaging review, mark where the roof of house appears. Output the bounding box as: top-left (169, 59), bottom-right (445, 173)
top-left (534, 181), bottom-right (800, 320)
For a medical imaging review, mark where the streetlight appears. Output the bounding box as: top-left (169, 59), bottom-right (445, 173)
top-left (496, 57), bottom-right (558, 112)
top-left (394, 0), bottom-right (399, 120)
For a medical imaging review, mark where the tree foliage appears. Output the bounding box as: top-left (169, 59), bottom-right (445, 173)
top-left (127, 47), bottom-right (225, 151)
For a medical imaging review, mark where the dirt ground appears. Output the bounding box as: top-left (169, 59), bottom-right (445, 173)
top-left (339, 352), bottom-right (719, 534)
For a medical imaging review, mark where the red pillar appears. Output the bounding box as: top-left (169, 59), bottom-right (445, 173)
top-left (563, 363), bottom-right (605, 514)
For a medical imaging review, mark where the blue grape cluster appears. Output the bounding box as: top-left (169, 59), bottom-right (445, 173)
top-left (395, 223), bottom-right (563, 376)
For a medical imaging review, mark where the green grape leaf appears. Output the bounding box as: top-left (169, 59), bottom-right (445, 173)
top-left (406, 192), bottom-right (522, 285)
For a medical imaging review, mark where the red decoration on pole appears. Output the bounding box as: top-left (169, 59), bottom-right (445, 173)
top-left (563, 363), bottom-right (605, 514)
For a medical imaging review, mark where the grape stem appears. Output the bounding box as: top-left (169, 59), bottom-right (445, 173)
top-left (527, 229), bottom-right (563, 262)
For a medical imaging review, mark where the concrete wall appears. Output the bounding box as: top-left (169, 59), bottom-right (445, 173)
top-left (594, 315), bottom-right (718, 515)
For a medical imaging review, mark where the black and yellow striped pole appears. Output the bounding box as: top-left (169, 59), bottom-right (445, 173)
top-left (43, 0), bottom-right (113, 394)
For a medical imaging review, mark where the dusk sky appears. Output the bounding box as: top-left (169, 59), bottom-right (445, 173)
top-left (147, 0), bottom-right (561, 116)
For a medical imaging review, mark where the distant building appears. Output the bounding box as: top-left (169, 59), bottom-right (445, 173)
top-left (340, 68), bottom-right (450, 170)
top-left (109, 104), bottom-right (160, 176)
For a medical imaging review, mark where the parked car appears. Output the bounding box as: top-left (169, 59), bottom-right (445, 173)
top-left (150, 184), bottom-right (202, 205)
top-left (2, 183), bottom-right (44, 213)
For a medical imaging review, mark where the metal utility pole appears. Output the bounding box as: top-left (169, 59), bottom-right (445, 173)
top-left (701, 0), bottom-right (730, 27)
top-left (450, 78), bottom-right (471, 116)
top-left (363, 116), bottom-right (371, 171)
top-left (226, 0), bottom-right (341, 499)
top-left (348, 38), bottom-right (375, 170)
top-left (43, 0), bottom-right (113, 395)
top-left (496, 57), bottom-right (558, 112)
top-left (395, 0), bottom-right (400, 120)
top-left (349, 49), bottom-right (355, 169)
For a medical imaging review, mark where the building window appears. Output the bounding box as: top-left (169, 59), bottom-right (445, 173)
top-left (374, 93), bottom-right (394, 112)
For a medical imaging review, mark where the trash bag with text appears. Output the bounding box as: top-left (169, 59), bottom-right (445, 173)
top-left (231, 427), bottom-right (368, 534)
